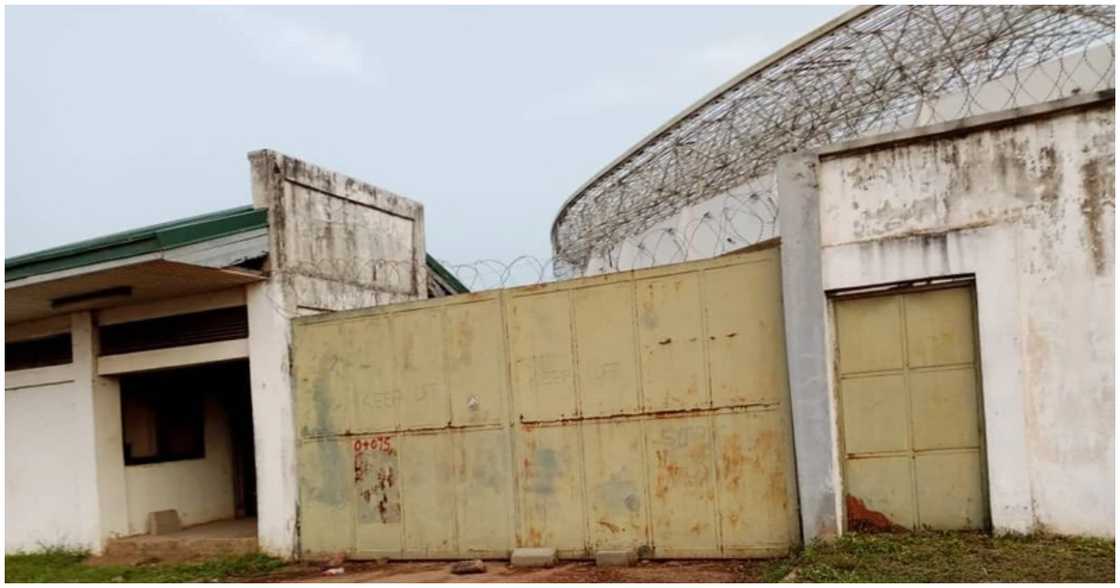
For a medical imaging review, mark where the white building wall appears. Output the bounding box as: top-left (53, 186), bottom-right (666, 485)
top-left (815, 99), bottom-right (1114, 537)
top-left (5, 373), bottom-right (94, 552)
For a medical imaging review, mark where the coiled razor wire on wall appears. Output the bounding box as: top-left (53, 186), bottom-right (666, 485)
top-left (550, 5), bottom-right (1116, 278)
top-left (437, 195), bottom-right (780, 291)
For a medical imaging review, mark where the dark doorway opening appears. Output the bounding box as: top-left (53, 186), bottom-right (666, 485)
top-left (225, 362), bottom-right (257, 518)
top-left (119, 359), bottom-right (257, 521)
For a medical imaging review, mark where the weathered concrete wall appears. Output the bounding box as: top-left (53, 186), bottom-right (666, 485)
top-left (580, 45), bottom-right (1114, 276)
top-left (249, 149), bottom-right (426, 313)
top-left (816, 98), bottom-right (1114, 537)
top-left (123, 392), bottom-right (235, 534)
top-left (246, 150), bottom-right (429, 558)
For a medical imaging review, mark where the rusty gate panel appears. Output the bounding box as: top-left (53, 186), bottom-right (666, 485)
top-left (298, 437), bottom-right (353, 557)
top-left (444, 299), bottom-right (506, 426)
top-left (292, 243), bottom-right (799, 560)
top-left (399, 432), bottom-right (454, 557)
top-left (348, 316), bottom-right (396, 434)
top-left (353, 434), bottom-right (403, 557)
top-left (294, 321), bottom-right (354, 438)
top-left (517, 423), bottom-right (587, 554)
top-left (582, 419), bottom-right (649, 551)
top-left (573, 283), bottom-right (641, 417)
top-left (509, 291), bottom-right (578, 421)
top-left (702, 260), bottom-right (786, 408)
top-left (645, 416), bottom-right (719, 557)
top-left (455, 428), bottom-right (514, 556)
top-left (636, 273), bottom-right (707, 412)
top-left (714, 410), bottom-right (797, 555)
top-left (393, 310), bottom-right (449, 429)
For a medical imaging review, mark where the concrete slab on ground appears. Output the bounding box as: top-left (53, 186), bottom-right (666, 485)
top-left (92, 518), bottom-right (258, 566)
top-left (510, 547), bottom-right (558, 568)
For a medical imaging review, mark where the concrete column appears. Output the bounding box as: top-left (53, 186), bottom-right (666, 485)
top-left (776, 152), bottom-right (843, 541)
top-left (71, 311), bottom-right (129, 552)
top-left (246, 281), bottom-right (299, 558)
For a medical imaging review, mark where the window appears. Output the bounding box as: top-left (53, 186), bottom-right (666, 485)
top-left (100, 306), bottom-right (248, 356)
top-left (5, 333), bottom-right (73, 371)
top-left (121, 370), bottom-right (205, 465)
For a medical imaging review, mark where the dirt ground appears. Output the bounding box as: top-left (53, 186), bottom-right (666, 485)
top-left (261, 559), bottom-right (768, 583)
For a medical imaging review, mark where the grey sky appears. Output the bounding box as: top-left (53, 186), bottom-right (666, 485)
top-left (6, 5), bottom-right (849, 262)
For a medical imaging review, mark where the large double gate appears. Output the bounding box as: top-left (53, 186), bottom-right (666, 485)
top-left (292, 244), bottom-right (799, 559)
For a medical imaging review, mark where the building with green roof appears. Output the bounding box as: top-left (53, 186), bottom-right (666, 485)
top-left (5, 149), bottom-right (466, 557)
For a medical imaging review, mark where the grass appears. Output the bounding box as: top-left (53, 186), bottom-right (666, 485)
top-left (757, 530), bottom-right (1116, 583)
top-left (6, 532), bottom-right (1114, 583)
top-left (5, 548), bottom-right (286, 583)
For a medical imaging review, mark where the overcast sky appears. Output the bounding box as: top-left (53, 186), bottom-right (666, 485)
top-left (6, 5), bottom-right (849, 263)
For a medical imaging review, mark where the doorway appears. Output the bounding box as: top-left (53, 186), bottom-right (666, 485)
top-left (118, 359), bottom-right (257, 529)
top-left (832, 282), bottom-right (987, 531)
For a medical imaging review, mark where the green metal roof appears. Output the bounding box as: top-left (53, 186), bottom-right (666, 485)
top-left (5, 205), bottom-right (471, 295)
top-left (426, 255), bottom-right (469, 294)
top-left (5, 206), bottom-right (269, 282)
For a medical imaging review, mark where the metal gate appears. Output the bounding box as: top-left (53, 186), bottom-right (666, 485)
top-left (292, 243), bottom-right (799, 559)
top-left (834, 283), bottom-right (987, 531)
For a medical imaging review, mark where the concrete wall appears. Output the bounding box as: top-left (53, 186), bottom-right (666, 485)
top-left (4, 312), bottom-right (128, 554)
top-left (5, 374), bottom-right (93, 552)
top-left (123, 392), bottom-right (235, 535)
top-left (246, 150), bottom-right (429, 558)
top-left (801, 96), bottom-right (1113, 537)
top-left (579, 45), bottom-right (1114, 276)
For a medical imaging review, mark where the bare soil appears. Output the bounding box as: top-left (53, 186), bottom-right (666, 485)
top-left (260, 559), bottom-right (767, 583)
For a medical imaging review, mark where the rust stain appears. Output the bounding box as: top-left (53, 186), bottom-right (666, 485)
top-left (719, 434), bottom-right (745, 491)
top-left (689, 522), bottom-right (704, 536)
top-left (597, 520), bottom-right (622, 534)
top-left (654, 450), bottom-right (672, 499)
top-left (845, 495), bottom-right (903, 533)
top-left (526, 527), bottom-right (542, 546)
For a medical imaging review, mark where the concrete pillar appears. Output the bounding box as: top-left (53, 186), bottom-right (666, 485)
top-left (71, 311), bottom-right (129, 552)
top-left (246, 281), bottom-right (299, 558)
top-left (776, 152), bottom-right (843, 541)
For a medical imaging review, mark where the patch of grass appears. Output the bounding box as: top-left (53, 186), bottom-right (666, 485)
top-left (761, 531), bottom-right (1115, 583)
top-left (5, 548), bottom-right (285, 583)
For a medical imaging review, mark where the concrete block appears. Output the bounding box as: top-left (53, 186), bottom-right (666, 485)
top-left (147, 510), bottom-right (181, 536)
top-left (595, 548), bottom-right (637, 567)
top-left (510, 547), bottom-right (558, 568)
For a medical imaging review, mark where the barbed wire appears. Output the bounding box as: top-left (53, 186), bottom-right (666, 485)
top-left (436, 195), bottom-right (778, 291)
top-left (263, 5), bottom-right (1115, 305)
top-left (551, 5), bottom-right (1116, 277)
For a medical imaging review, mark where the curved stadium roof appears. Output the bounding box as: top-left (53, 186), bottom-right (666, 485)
top-left (550, 5), bottom-right (1115, 276)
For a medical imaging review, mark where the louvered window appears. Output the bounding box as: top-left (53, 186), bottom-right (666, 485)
top-left (99, 306), bottom-right (248, 356)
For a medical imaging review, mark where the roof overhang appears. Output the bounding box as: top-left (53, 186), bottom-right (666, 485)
top-left (6, 258), bottom-right (265, 324)
top-left (6, 226), bottom-right (269, 324)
